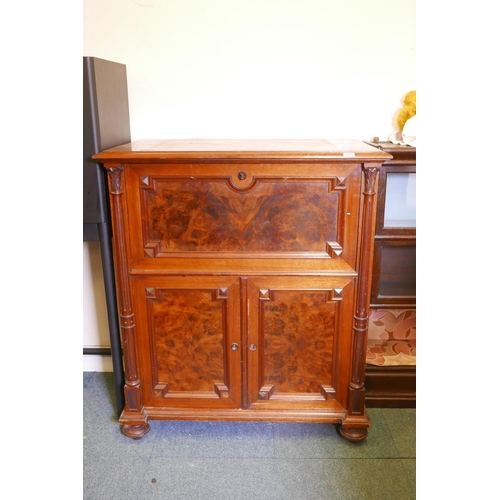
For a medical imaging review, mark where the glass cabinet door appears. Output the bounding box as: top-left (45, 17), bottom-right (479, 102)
top-left (383, 172), bottom-right (416, 229)
top-left (372, 164), bottom-right (416, 306)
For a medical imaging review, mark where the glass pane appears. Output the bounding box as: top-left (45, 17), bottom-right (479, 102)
top-left (384, 173), bottom-right (416, 228)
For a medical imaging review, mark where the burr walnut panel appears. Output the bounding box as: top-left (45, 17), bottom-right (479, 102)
top-left (149, 288), bottom-right (226, 393)
top-left (262, 291), bottom-right (336, 394)
top-left (140, 178), bottom-right (342, 256)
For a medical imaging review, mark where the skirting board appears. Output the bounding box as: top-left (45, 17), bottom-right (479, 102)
top-left (83, 354), bottom-right (114, 372)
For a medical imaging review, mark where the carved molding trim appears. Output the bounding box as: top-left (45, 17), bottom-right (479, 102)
top-left (259, 287), bottom-right (345, 303)
top-left (326, 241), bottom-right (343, 257)
top-left (258, 385), bottom-right (275, 400)
top-left (363, 166), bottom-right (378, 195)
top-left (320, 384), bottom-right (336, 400)
top-left (214, 383), bottom-right (231, 399)
top-left (108, 166), bottom-right (124, 194)
top-left (328, 288), bottom-right (344, 301)
top-left (216, 287), bottom-right (229, 299)
top-left (144, 242), bottom-right (160, 258)
top-left (333, 176), bottom-right (346, 190)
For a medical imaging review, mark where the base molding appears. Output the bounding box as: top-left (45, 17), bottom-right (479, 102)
top-left (365, 365), bottom-right (416, 408)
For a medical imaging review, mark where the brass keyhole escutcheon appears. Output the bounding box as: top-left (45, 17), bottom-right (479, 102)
top-left (237, 171), bottom-right (247, 181)
top-left (231, 343), bottom-right (239, 351)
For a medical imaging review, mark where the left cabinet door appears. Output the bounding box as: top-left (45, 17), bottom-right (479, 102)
top-left (131, 275), bottom-right (243, 410)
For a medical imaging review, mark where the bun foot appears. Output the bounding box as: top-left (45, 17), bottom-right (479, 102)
top-left (122, 422), bottom-right (151, 440)
top-left (339, 426), bottom-right (368, 443)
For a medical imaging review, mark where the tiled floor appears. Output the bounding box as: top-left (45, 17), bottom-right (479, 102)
top-left (83, 372), bottom-right (416, 499)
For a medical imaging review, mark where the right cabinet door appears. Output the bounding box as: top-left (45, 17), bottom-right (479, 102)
top-left (246, 276), bottom-right (356, 412)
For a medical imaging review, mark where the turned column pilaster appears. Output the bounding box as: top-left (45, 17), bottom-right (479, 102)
top-left (106, 165), bottom-right (150, 438)
top-left (341, 164), bottom-right (380, 442)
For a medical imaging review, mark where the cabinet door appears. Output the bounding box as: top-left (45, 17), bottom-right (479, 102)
top-left (132, 276), bottom-right (242, 409)
top-left (372, 163), bottom-right (416, 307)
top-left (246, 276), bottom-right (356, 411)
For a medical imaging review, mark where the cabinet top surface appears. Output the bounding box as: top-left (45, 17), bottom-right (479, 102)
top-left (93, 139), bottom-right (392, 162)
top-left (363, 141), bottom-right (415, 165)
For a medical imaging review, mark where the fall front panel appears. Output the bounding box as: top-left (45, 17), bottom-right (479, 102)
top-left (131, 276), bottom-right (242, 409)
top-left (123, 162), bottom-right (361, 266)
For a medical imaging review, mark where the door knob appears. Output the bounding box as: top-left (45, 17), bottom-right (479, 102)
top-left (249, 344), bottom-right (257, 351)
top-left (230, 343), bottom-right (239, 351)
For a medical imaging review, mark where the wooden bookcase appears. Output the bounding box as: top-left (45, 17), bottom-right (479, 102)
top-left (364, 141), bottom-right (416, 408)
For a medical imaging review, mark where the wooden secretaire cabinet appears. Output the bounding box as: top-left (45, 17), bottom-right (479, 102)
top-left (93, 139), bottom-right (392, 442)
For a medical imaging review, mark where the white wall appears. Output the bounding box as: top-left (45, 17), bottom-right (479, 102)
top-left (83, 0), bottom-right (415, 370)
top-left (83, 242), bottom-right (114, 371)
